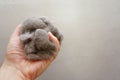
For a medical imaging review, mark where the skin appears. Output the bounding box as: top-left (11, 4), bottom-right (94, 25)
top-left (0, 24), bottom-right (61, 80)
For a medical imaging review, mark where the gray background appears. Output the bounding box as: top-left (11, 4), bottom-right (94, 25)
top-left (0, 0), bottom-right (120, 80)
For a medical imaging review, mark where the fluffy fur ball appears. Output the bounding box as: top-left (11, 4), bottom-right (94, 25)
top-left (20, 17), bottom-right (63, 60)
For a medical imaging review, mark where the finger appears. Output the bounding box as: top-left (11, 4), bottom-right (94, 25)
top-left (11, 24), bottom-right (22, 37)
top-left (48, 32), bottom-right (60, 52)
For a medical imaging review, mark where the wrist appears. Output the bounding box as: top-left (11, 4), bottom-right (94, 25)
top-left (0, 61), bottom-right (30, 80)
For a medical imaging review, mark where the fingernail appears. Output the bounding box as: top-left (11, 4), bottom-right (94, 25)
top-left (48, 32), bottom-right (52, 35)
top-left (48, 32), bottom-right (53, 37)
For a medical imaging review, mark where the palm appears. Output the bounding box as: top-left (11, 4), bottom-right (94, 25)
top-left (6, 25), bottom-right (60, 79)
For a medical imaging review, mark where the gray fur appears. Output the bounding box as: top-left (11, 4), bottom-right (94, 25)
top-left (20, 17), bottom-right (63, 60)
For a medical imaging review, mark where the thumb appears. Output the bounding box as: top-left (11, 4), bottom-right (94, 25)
top-left (48, 32), bottom-right (60, 52)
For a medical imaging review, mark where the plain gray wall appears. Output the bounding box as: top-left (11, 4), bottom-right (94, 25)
top-left (0, 0), bottom-right (120, 80)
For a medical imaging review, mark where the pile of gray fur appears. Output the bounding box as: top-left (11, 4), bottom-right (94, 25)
top-left (20, 17), bottom-right (63, 60)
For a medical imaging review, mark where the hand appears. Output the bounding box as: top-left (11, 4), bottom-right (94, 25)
top-left (0, 24), bottom-right (60, 80)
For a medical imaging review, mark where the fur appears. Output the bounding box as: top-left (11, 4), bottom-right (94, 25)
top-left (20, 17), bottom-right (63, 60)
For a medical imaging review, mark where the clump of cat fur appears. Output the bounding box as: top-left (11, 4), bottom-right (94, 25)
top-left (20, 17), bottom-right (63, 60)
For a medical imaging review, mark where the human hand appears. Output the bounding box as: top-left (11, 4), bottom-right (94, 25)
top-left (0, 24), bottom-right (60, 80)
